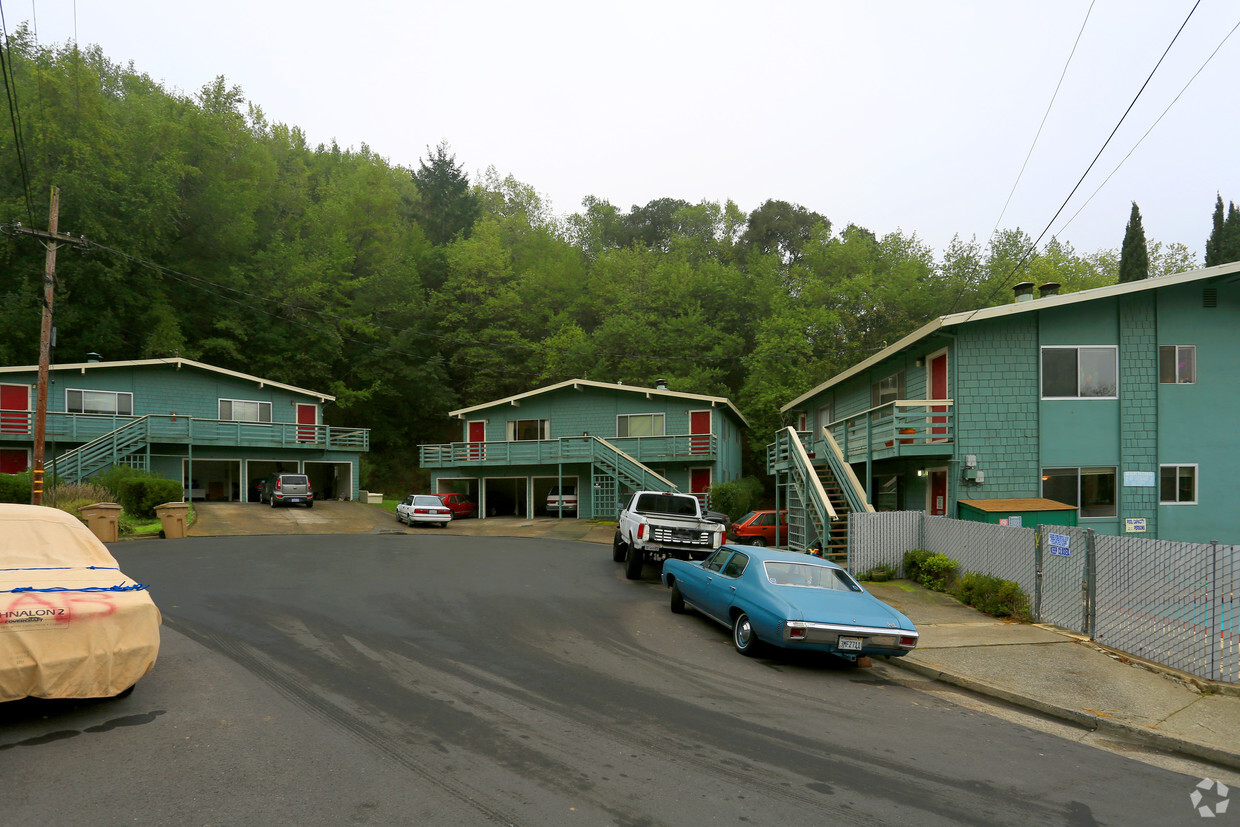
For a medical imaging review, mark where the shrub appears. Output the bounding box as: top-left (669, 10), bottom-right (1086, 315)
top-left (115, 474), bottom-right (184, 519)
top-left (94, 465), bottom-right (147, 502)
top-left (954, 572), bottom-right (1031, 621)
top-left (708, 477), bottom-right (765, 521)
top-left (904, 549), bottom-right (957, 591)
top-left (858, 564), bottom-right (894, 582)
top-left (0, 471), bottom-right (33, 503)
top-left (45, 481), bottom-right (113, 509)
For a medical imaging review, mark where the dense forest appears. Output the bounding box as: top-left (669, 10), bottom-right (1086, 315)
top-left (0, 32), bottom-right (1220, 487)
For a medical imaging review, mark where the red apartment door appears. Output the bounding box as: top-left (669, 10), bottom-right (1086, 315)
top-left (929, 470), bottom-right (948, 516)
top-left (1, 384), bottom-right (29, 434)
top-left (467, 421), bottom-right (486, 460)
top-left (690, 467), bottom-right (711, 495)
top-left (690, 410), bottom-right (711, 454)
top-left (0, 449), bottom-right (28, 473)
top-left (929, 351), bottom-right (948, 440)
top-left (296, 404), bottom-right (317, 442)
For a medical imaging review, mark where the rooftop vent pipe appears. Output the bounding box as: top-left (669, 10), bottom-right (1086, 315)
top-left (86, 352), bottom-right (102, 362)
top-left (655, 378), bottom-right (668, 390)
top-left (1038, 282), bottom-right (1061, 298)
top-left (1013, 282), bottom-right (1035, 303)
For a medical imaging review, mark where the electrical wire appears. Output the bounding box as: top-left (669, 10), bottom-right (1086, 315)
top-left (1053, 14), bottom-right (1240, 240)
top-left (0, 0), bottom-right (37, 225)
top-left (958, 0), bottom-right (1204, 323)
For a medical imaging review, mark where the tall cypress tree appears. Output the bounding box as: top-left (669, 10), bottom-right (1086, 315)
top-left (1119, 201), bottom-right (1149, 283)
top-left (1222, 201), bottom-right (1240, 265)
top-left (1205, 194), bottom-right (1225, 266)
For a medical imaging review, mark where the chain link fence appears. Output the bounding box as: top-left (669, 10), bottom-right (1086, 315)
top-left (847, 512), bottom-right (1239, 683)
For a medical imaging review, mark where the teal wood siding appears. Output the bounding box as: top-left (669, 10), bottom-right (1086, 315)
top-left (957, 316), bottom-right (1040, 500)
top-left (1156, 281), bottom-right (1240, 542)
top-left (5, 364), bottom-right (319, 421)
top-left (1119, 293), bottom-right (1158, 538)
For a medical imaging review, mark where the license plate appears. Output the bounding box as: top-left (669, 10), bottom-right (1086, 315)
top-left (838, 636), bottom-right (863, 651)
top-left (288, 498), bottom-right (301, 503)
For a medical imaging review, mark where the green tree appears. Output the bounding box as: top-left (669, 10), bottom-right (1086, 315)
top-left (1205, 194), bottom-right (1225, 266)
top-left (411, 141), bottom-right (481, 246)
top-left (1118, 202), bottom-right (1149, 283)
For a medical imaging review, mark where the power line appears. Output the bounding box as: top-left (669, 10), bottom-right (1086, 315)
top-left (959, 0), bottom-right (1203, 322)
top-left (0, 0), bottom-right (37, 225)
top-left (1054, 14), bottom-right (1240, 241)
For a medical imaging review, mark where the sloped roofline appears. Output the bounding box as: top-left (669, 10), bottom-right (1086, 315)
top-left (0, 357), bottom-right (335, 402)
top-left (450, 378), bottom-right (750, 428)
top-left (781, 260), bottom-right (1240, 412)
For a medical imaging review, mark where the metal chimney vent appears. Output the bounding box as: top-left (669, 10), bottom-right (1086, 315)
top-left (1013, 282), bottom-right (1035, 302)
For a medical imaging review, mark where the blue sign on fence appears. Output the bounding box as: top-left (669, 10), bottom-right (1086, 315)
top-left (1048, 532), bottom-right (1071, 556)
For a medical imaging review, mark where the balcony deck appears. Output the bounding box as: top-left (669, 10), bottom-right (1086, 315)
top-left (420, 433), bottom-right (716, 468)
top-left (0, 411), bottom-right (368, 451)
top-left (768, 400), bottom-right (953, 472)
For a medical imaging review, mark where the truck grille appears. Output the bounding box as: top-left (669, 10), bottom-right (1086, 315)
top-left (650, 526), bottom-right (714, 546)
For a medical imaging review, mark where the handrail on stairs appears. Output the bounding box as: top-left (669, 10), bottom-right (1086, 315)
top-left (591, 436), bottom-right (677, 491)
top-left (779, 426), bottom-right (836, 528)
top-left (819, 427), bottom-right (875, 514)
top-left (51, 416), bottom-right (151, 480)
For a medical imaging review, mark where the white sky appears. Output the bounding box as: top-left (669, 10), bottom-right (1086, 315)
top-left (14, 1), bottom-right (1240, 259)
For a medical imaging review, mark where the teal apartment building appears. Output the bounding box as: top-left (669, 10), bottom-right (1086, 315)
top-left (0, 357), bottom-right (368, 501)
top-left (770, 260), bottom-right (1240, 550)
top-left (419, 379), bottom-right (748, 519)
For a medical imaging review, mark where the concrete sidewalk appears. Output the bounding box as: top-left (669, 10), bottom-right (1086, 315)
top-left (864, 579), bottom-right (1240, 771)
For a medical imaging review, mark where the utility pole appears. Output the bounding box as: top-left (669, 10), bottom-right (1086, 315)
top-left (10, 187), bottom-right (87, 505)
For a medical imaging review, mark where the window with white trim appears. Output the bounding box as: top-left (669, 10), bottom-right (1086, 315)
top-left (67, 389), bottom-right (133, 416)
top-left (1041, 346), bottom-right (1117, 398)
top-left (617, 413), bottom-right (665, 438)
top-left (1041, 466), bottom-right (1117, 518)
top-left (507, 419), bottom-right (548, 441)
top-left (1159, 345), bottom-right (1196, 384)
top-left (219, 399), bottom-right (272, 422)
top-left (1160, 464), bottom-right (1197, 504)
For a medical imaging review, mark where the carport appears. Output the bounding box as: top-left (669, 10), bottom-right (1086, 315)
top-left (182, 459), bottom-right (244, 502)
top-left (482, 477), bottom-right (527, 517)
top-left (305, 461), bottom-right (351, 501)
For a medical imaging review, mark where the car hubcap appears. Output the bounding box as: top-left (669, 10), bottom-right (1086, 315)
top-left (736, 619), bottom-right (751, 648)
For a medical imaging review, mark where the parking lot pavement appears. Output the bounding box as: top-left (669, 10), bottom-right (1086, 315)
top-left (179, 507), bottom-right (1240, 771)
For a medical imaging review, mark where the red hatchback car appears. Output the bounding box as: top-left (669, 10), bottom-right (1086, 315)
top-left (437, 493), bottom-right (477, 519)
top-left (728, 510), bottom-right (789, 547)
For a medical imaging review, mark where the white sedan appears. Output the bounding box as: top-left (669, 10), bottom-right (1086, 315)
top-left (396, 494), bottom-right (453, 528)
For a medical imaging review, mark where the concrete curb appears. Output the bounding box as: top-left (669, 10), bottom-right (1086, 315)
top-left (886, 656), bottom-right (1240, 772)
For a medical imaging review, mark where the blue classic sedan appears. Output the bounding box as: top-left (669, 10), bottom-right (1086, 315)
top-left (661, 545), bottom-right (919, 660)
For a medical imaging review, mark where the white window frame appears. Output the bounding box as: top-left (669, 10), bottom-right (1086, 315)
top-left (66, 388), bottom-right (133, 416)
top-left (1041, 466), bottom-right (1118, 518)
top-left (616, 413), bottom-right (665, 438)
top-left (1040, 346), bottom-right (1118, 400)
top-left (1159, 345), bottom-right (1196, 384)
top-left (1159, 463), bottom-right (1198, 505)
top-left (218, 398), bottom-right (272, 423)
top-left (507, 419), bottom-right (549, 441)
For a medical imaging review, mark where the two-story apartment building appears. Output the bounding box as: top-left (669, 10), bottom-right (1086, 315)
top-left (0, 357), bottom-right (368, 501)
top-left (770, 260), bottom-right (1240, 550)
top-left (419, 379), bottom-right (748, 519)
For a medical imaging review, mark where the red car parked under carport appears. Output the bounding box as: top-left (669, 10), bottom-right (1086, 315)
top-left (437, 493), bottom-right (477, 519)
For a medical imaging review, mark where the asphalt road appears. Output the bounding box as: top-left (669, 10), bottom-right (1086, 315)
top-left (0, 534), bottom-right (1223, 825)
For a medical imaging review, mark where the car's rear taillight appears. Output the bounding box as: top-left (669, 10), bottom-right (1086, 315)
top-left (276, 478), bottom-right (282, 490)
top-left (787, 623), bottom-right (807, 640)
top-left (637, 524), bottom-right (646, 539)
top-left (899, 636), bottom-right (917, 648)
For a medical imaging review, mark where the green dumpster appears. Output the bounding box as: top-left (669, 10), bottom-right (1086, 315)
top-left (957, 498), bottom-right (1077, 529)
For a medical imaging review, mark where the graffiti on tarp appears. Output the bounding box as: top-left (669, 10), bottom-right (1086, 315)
top-left (0, 591), bottom-right (118, 630)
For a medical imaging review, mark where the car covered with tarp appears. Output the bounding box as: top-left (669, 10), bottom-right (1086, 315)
top-left (0, 504), bottom-right (161, 701)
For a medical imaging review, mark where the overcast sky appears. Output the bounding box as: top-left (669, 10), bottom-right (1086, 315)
top-left (14, 1), bottom-right (1240, 260)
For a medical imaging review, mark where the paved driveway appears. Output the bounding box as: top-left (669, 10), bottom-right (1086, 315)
top-left (188, 501), bottom-right (397, 536)
top-left (188, 501), bottom-right (616, 543)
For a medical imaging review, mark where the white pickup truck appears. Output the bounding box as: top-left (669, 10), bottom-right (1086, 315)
top-left (613, 491), bottom-right (724, 580)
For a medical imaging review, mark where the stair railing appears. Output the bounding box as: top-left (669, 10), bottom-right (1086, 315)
top-left (819, 426), bottom-right (875, 514)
